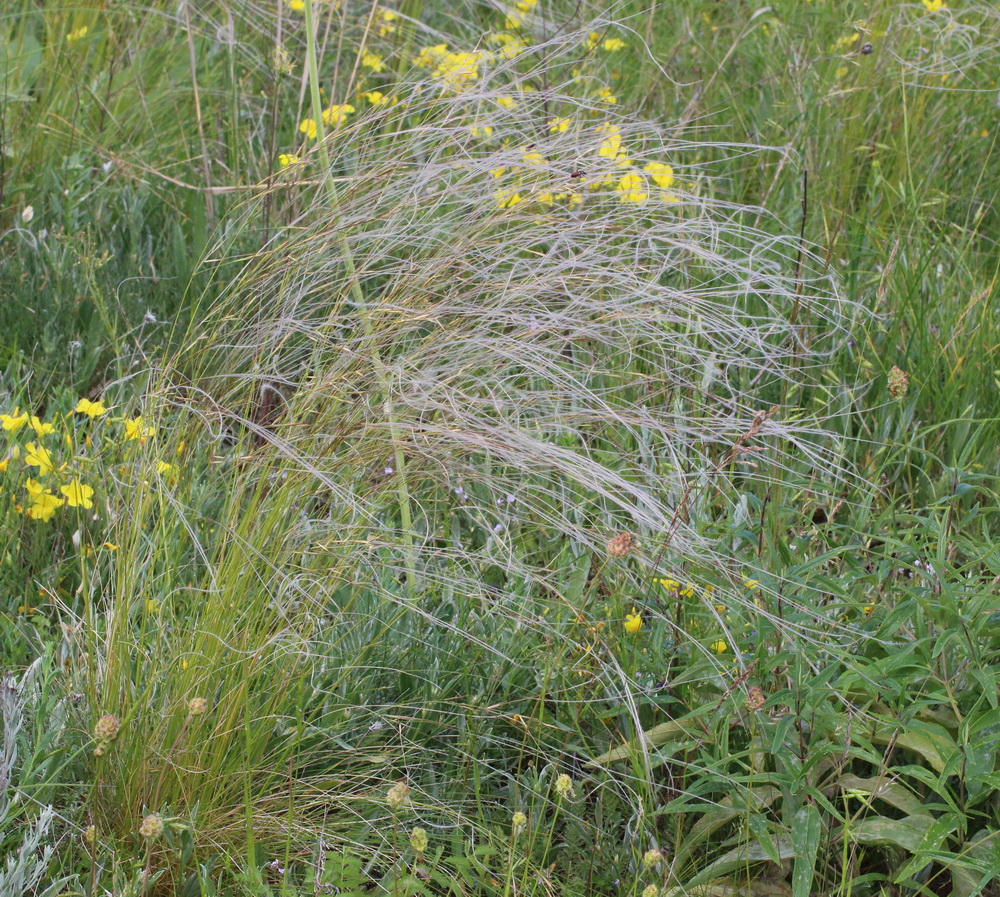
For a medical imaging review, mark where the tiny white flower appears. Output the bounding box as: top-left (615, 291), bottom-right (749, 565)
top-left (21, 205), bottom-right (34, 224)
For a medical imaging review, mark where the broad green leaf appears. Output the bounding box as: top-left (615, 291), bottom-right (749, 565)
top-left (891, 812), bottom-right (959, 883)
top-left (686, 838), bottom-right (796, 887)
top-left (790, 806), bottom-right (821, 897)
top-left (837, 774), bottom-right (928, 817)
top-left (672, 786), bottom-right (781, 869)
top-left (952, 828), bottom-right (1000, 897)
top-left (847, 813), bottom-right (936, 854)
top-left (749, 813), bottom-right (783, 867)
top-left (587, 714), bottom-right (706, 766)
top-left (663, 881), bottom-right (792, 897)
top-left (860, 717), bottom-right (960, 773)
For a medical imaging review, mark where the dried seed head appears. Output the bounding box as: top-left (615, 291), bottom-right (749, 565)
top-left (409, 827), bottom-right (428, 854)
top-left (746, 686), bottom-right (766, 712)
top-left (888, 365), bottom-right (909, 399)
top-left (607, 532), bottom-right (635, 557)
top-left (83, 825), bottom-right (97, 846)
top-left (93, 714), bottom-right (120, 743)
top-left (386, 781), bottom-right (411, 810)
top-left (187, 697), bottom-right (208, 716)
top-left (554, 773), bottom-right (574, 798)
top-left (139, 814), bottom-right (164, 839)
top-left (642, 848), bottom-right (663, 868)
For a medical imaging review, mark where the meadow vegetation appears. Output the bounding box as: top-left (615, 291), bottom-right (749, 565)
top-left (0, 0), bottom-right (998, 894)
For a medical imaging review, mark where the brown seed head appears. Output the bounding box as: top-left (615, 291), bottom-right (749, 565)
top-left (607, 532), bottom-right (635, 557)
top-left (888, 365), bottom-right (909, 400)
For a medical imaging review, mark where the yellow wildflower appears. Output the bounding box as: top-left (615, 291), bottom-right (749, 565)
top-left (548, 117), bottom-right (571, 133)
top-left (363, 91), bottom-right (389, 106)
top-left (298, 118), bottom-right (318, 139)
top-left (27, 492), bottom-right (63, 522)
top-left (710, 639), bottom-right (728, 654)
top-left (75, 398), bottom-right (108, 418)
top-left (644, 161), bottom-right (675, 189)
top-left (495, 190), bottom-right (523, 209)
top-left (286, 0), bottom-right (305, 10)
top-left (616, 172), bottom-right (647, 204)
top-left (471, 124), bottom-right (494, 137)
top-left (602, 38), bottom-right (625, 51)
top-left (597, 87), bottom-right (617, 104)
top-left (25, 443), bottom-right (55, 475)
top-left (155, 461), bottom-right (175, 475)
top-left (377, 9), bottom-right (398, 35)
top-left (30, 416), bottom-right (55, 437)
top-left (321, 104), bottom-right (355, 126)
top-left (624, 607), bottom-right (643, 633)
top-left (1, 408), bottom-right (29, 432)
top-left (414, 44), bottom-right (448, 68)
top-left (67, 25), bottom-right (89, 42)
top-left (124, 417), bottom-right (155, 442)
top-left (60, 479), bottom-right (95, 509)
top-left (497, 95), bottom-right (517, 109)
top-left (922, 0), bottom-right (945, 10)
top-left (24, 479), bottom-right (45, 499)
top-left (362, 52), bottom-right (385, 72)
top-left (278, 153), bottom-right (300, 167)
top-left (522, 149), bottom-right (546, 165)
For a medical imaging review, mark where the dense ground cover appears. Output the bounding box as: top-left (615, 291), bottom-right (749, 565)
top-left (1, 0), bottom-right (998, 894)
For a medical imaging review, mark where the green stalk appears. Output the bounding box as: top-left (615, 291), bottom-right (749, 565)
top-left (302, 0), bottom-right (418, 594)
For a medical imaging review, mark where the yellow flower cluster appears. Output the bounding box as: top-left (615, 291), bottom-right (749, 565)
top-left (1, 399), bottom-right (174, 525)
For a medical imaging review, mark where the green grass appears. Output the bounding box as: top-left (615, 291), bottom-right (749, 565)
top-left (1, 0), bottom-right (999, 895)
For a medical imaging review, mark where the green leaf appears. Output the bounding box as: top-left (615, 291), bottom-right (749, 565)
top-left (587, 713), bottom-right (707, 766)
top-left (891, 812), bottom-right (960, 884)
top-left (848, 813), bottom-right (936, 853)
top-left (837, 773), bottom-right (928, 817)
top-left (790, 806), bottom-right (821, 897)
top-left (749, 813), bottom-right (783, 867)
top-left (686, 838), bottom-right (796, 887)
top-left (671, 786), bottom-right (781, 869)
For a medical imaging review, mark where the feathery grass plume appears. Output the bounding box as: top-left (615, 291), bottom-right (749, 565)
top-left (92, 2), bottom-right (857, 887)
